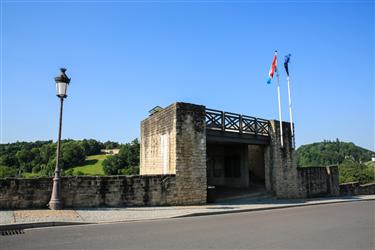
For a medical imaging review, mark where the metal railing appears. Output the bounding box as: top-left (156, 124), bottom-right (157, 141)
top-left (205, 108), bottom-right (270, 136)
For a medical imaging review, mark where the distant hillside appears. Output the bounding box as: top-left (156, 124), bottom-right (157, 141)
top-left (296, 140), bottom-right (374, 167)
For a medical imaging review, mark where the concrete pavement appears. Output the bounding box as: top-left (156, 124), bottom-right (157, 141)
top-left (1, 195), bottom-right (374, 230)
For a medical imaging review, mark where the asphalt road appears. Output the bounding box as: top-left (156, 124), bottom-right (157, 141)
top-left (1, 201), bottom-right (374, 250)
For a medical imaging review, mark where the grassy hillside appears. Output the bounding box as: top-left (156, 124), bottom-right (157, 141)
top-left (67, 154), bottom-right (108, 176)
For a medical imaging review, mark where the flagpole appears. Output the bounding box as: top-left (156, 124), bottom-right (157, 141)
top-left (286, 75), bottom-right (295, 148)
top-left (275, 51), bottom-right (284, 148)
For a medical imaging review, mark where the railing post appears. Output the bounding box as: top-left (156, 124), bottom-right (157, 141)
top-left (239, 115), bottom-right (243, 133)
top-left (254, 118), bottom-right (258, 136)
top-left (221, 111), bottom-right (225, 131)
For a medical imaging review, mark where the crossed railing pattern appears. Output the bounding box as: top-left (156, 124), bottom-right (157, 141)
top-left (205, 108), bottom-right (269, 136)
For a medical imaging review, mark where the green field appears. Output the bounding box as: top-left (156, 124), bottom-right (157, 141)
top-left (70, 154), bottom-right (108, 176)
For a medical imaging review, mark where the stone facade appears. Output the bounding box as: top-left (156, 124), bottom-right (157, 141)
top-left (297, 166), bottom-right (339, 197)
top-left (0, 175), bottom-right (176, 209)
top-left (0, 101), bottom-right (343, 209)
top-left (264, 120), bottom-right (300, 198)
top-left (265, 121), bottom-right (339, 198)
top-left (140, 102), bottom-right (341, 201)
top-left (140, 102), bottom-right (207, 204)
top-left (141, 104), bottom-right (177, 175)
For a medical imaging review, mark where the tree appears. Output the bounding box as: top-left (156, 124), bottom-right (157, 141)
top-left (297, 140), bottom-right (373, 167)
top-left (339, 160), bottom-right (374, 184)
top-left (15, 149), bottom-right (33, 173)
top-left (104, 141), bottom-right (119, 149)
top-left (80, 139), bottom-right (104, 156)
top-left (103, 156), bottom-right (123, 175)
top-left (60, 141), bottom-right (86, 169)
top-left (102, 139), bottom-right (140, 175)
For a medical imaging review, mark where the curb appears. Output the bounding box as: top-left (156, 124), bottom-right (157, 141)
top-left (175, 198), bottom-right (375, 218)
top-left (0, 221), bottom-right (94, 232)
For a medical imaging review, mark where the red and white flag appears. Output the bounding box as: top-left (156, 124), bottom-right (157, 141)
top-left (267, 52), bottom-right (278, 84)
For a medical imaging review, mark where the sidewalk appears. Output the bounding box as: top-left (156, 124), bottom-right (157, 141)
top-left (1, 195), bottom-right (374, 230)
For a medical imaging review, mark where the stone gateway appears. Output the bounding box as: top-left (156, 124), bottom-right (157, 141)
top-left (140, 102), bottom-right (339, 204)
top-left (0, 102), bottom-right (339, 209)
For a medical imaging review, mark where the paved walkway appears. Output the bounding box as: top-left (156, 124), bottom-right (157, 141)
top-left (1, 195), bottom-right (374, 229)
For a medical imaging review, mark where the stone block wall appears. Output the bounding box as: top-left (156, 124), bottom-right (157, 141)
top-left (265, 120), bottom-right (300, 198)
top-left (0, 175), bottom-right (177, 209)
top-left (340, 182), bottom-right (375, 196)
top-left (140, 102), bottom-right (207, 205)
top-left (140, 104), bottom-right (177, 175)
top-left (297, 166), bottom-right (339, 197)
top-left (174, 103), bottom-right (207, 204)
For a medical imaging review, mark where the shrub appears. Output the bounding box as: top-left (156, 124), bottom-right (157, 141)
top-left (339, 160), bottom-right (374, 184)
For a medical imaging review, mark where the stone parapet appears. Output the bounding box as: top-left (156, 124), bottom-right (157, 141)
top-left (297, 166), bottom-right (339, 197)
top-left (340, 182), bottom-right (375, 196)
top-left (0, 175), bottom-right (177, 209)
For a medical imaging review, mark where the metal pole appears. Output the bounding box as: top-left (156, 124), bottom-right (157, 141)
top-left (276, 68), bottom-right (284, 148)
top-left (287, 75), bottom-right (295, 148)
top-left (49, 97), bottom-right (64, 210)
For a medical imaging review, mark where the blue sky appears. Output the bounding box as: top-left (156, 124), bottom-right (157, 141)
top-left (1, 1), bottom-right (374, 150)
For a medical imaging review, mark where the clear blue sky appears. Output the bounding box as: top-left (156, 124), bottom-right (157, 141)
top-left (1, 1), bottom-right (374, 150)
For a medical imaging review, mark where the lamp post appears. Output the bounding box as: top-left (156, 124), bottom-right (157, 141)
top-left (48, 68), bottom-right (71, 210)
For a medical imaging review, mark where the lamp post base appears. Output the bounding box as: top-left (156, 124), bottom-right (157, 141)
top-left (48, 200), bottom-right (63, 210)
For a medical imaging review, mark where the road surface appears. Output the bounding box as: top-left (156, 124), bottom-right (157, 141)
top-left (1, 201), bottom-right (374, 249)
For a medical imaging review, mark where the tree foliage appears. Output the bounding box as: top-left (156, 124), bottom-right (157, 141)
top-left (103, 139), bottom-right (140, 175)
top-left (339, 160), bottom-right (374, 184)
top-left (297, 139), bottom-right (374, 184)
top-left (297, 139), bottom-right (373, 167)
top-left (0, 139), bottom-right (114, 178)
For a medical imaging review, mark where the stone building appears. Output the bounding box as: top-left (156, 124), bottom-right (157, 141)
top-left (0, 101), bottom-right (339, 209)
top-left (140, 102), bottom-right (339, 204)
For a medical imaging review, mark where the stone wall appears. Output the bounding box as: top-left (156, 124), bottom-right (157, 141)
top-left (174, 103), bottom-right (207, 204)
top-left (297, 166), bottom-right (339, 197)
top-left (340, 182), bottom-right (375, 196)
top-left (140, 102), bottom-right (207, 205)
top-left (140, 104), bottom-right (176, 175)
top-left (265, 120), bottom-right (300, 198)
top-left (0, 175), bottom-right (176, 209)
top-left (264, 121), bottom-right (341, 198)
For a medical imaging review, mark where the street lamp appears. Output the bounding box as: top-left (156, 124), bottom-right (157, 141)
top-left (48, 68), bottom-right (71, 210)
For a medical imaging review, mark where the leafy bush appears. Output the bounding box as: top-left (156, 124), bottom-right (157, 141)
top-left (0, 166), bottom-right (18, 178)
top-left (63, 168), bottom-right (75, 176)
top-left (339, 160), bottom-right (374, 184)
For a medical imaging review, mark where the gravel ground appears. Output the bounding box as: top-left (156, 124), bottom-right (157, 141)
top-left (0, 211), bottom-right (14, 224)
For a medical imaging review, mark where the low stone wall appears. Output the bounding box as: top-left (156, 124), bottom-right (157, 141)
top-left (298, 166), bottom-right (339, 198)
top-left (0, 175), bottom-right (177, 209)
top-left (340, 182), bottom-right (375, 196)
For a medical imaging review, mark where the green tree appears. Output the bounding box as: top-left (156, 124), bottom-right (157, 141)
top-left (60, 141), bottom-right (86, 169)
top-left (80, 139), bottom-right (104, 156)
top-left (297, 140), bottom-right (373, 167)
top-left (102, 139), bottom-right (140, 175)
top-left (339, 160), bottom-right (374, 184)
